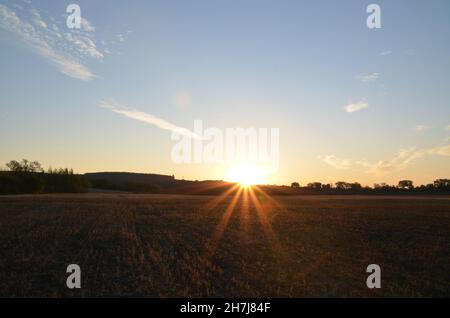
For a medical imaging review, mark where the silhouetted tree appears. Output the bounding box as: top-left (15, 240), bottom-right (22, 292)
top-left (291, 182), bottom-right (300, 188)
top-left (6, 159), bottom-right (43, 173)
top-left (433, 179), bottom-right (450, 189)
top-left (350, 182), bottom-right (362, 190)
top-left (335, 181), bottom-right (351, 190)
top-left (398, 180), bottom-right (414, 189)
top-left (307, 182), bottom-right (322, 189)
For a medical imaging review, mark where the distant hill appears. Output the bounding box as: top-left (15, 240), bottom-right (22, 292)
top-left (83, 172), bottom-right (450, 196)
top-left (85, 172), bottom-right (175, 186)
top-left (84, 172), bottom-right (235, 195)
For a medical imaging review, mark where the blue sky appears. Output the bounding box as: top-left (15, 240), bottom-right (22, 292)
top-left (0, 0), bottom-right (449, 185)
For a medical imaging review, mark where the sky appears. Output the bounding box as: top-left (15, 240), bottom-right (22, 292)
top-left (0, 0), bottom-right (449, 186)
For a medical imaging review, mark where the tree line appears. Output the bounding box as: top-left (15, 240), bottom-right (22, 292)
top-left (0, 159), bottom-right (90, 194)
top-left (290, 179), bottom-right (450, 193)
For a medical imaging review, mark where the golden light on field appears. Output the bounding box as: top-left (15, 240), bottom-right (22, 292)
top-left (204, 182), bottom-right (281, 258)
top-left (225, 164), bottom-right (267, 186)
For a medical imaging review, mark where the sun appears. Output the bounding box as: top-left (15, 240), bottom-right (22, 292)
top-left (225, 164), bottom-right (267, 186)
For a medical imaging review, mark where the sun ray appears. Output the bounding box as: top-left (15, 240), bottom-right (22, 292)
top-left (253, 185), bottom-right (284, 209)
top-left (187, 181), bottom-right (238, 195)
top-left (202, 183), bottom-right (240, 212)
top-left (205, 186), bottom-right (243, 258)
top-left (247, 186), bottom-right (280, 251)
top-left (235, 186), bottom-right (251, 242)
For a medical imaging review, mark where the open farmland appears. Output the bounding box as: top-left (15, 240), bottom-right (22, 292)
top-left (0, 193), bottom-right (449, 297)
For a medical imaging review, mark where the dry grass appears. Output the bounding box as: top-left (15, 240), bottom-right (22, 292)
top-left (0, 193), bottom-right (449, 297)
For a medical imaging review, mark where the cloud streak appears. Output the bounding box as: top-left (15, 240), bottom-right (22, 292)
top-left (345, 101), bottom-right (369, 113)
top-left (415, 124), bottom-right (431, 132)
top-left (0, 4), bottom-right (103, 81)
top-left (64, 32), bottom-right (104, 60)
top-left (356, 72), bottom-right (379, 83)
top-left (380, 50), bottom-right (392, 56)
top-left (30, 8), bottom-right (46, 28)
top-left (99, 100), bottom-right (201, 139)
top-left (321, 144), bottom-right (450, 175)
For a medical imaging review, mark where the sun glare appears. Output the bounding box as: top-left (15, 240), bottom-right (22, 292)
top-left (225, 164), bottom-right (267, 186)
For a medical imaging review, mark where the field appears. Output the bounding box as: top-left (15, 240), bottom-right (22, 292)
top-left (0, 193), bottom-right (449, 297)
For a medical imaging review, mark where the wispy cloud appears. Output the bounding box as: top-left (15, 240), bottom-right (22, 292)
top-left (64, 32), bottom-right (103, 60)
top-left (379, 50), bottom-right (392, 56)
top-left (428, 144), bottom-right (450, 156)
top-left (345, 101), bottom-right (369, 113)
top-left (356, 72), bottom-right (379, 83)
top-left (415, 124), bottom-right (431, 132)
top-left (81, 17), bottom-right (95, 32)
top-left (0, 3), bottom-right (104, 81)
top-left (320, 155), bottom-right (372, 170)
top-left (30, 8), bottom-right (46, 28)
top-left (445, 125), bottom-right (450, 131)
top-left (321, 144), bottom-right (450, 176)
top-left (116, 34), bottom-right (125, 42)
top-left (99, 100), bottom-right (201, 139)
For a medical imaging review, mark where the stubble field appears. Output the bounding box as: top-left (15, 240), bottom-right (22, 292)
top-left (0, 193), bottom-right (449, 297)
